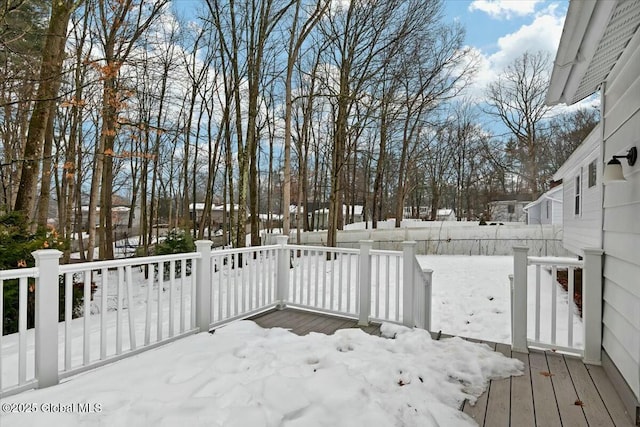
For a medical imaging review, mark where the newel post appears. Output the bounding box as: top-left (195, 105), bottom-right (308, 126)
top-left (358, 240), bottom-right (373, 326)
top-left (275, 235), bottom-right (289, 309)
top-left (402, 241), bottom-right (417, 328)
top-left (195, 240), bottom-right (213, 332)
top-left (583, 248), bottom-right (604, 365)
top-left (512, 246), bottom-right (529, 353)
top-left (32, 249), bottom-right (62, 388)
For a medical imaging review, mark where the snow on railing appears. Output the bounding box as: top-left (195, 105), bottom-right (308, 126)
top-left (511, 246), bottom-right (603, 363)
top-left (1, 237), bottom-right (432, 397)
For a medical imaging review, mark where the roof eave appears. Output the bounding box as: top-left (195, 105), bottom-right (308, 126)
top-left (546, 0), bottom-right (617, 106)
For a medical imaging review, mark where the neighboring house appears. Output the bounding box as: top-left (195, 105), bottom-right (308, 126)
top-left (190, 203), bottom-right (242, 229)
top-left (288, 205), bottom-right (305, 229)
top-left (402, 207), bottom-right (456, 221)
top-left (523, 184), bottom-right (563, 226)
top-left (551, 125), bottom-right (603, 256)
top-left (311, 205), bottom-right (364, 230)
top-left (189, 203), bottom-right (213, 226)
top-left (546, 0), bottom-right (640, 421)
top-left (488, 199), bottom-right (531, 223)
top-left (80, 205), bottom-right (130, 229)
top-left (403, 206), bottom-right (430, 219)
top-left (436, 208), bottom-right (456, 221)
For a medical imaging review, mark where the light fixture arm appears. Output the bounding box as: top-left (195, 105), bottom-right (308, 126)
top-left (611, 147), bottom-right (637, 166)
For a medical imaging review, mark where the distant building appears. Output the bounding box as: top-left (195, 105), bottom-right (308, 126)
top-left (523, 184), bottom-right (563, 225)
top-left (488, 198), bottom-right (532, 223)
top-left (435, 209), bottom-right (456, 221)
top-left (80, 205), bottom-right (130, 229)
top-left (403, 207), bottom-right (455, 221)
top-left (311, 205), bottom-right (364, 230)
top-left (403, 206), bottom-right (430, 219)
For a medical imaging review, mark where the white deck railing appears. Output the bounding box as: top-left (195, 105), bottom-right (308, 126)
top-left (285, 244), bottom-right (360, 317)
top-left (0, 250), bottom-right (202, 397)
top-left (511, 246), bottom-right (603, 363)
top-left (0, 237), bottom-right (431, 397)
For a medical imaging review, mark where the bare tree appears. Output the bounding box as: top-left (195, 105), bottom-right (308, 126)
top-left (282, 0), bottom-right (329, 237)
top-left (84, 0), bottom-right (168, 260)
top-left (485, 51), bottom-right (552, 195)
top-left (13, 0), bottom-right (82, 223)
top-left (0, 0), bottom-right (48, 211)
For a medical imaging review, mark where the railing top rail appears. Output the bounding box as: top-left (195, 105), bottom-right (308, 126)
top-left (210, 244), bottom-right (279, 256)
top-left (370, 249), bottom-right (403, 256)
top-left (285, 244), bottom-right (360, 255)
top-left (59, 252), bottom-right (202, 274)
top-left (0, 267), bottom-right (39, 280)
top-left (528, 256), bottom-right (584, 268)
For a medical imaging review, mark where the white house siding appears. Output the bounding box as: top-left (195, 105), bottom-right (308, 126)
top-left (552, 199), bottom-right (563, 224)
top-left (544, 187), bottom-right (563, 226)
top-left (524, 186), bottom-right (563, 226)
top-left (527, 205), bottom-right (542, 225)
top-left (552, 126), bottom-right (603, 257)
top-left (601, 28), bottom-right (640, 399)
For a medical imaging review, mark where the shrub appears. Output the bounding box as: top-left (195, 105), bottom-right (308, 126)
top-left (154, 229), bottom-right (195, 279)
top-left (0, 212), bottom-right (84, 335)
top-left (155, 229), bottom-right (195, 255)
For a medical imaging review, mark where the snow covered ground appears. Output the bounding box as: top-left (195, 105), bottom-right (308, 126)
top-left (1, 321), bottom-right (523, 427)
top-left (419, 255), bottom-right (583, 348)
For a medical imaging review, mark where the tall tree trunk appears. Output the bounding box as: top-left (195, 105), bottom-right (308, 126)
top-left (35, 111), bottom-right (55, 227)
top-left (14, 0), bottom-right (76, 222)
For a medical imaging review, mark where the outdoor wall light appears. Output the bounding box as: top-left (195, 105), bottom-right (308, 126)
top-left (603, 147), bottom-right (637, 184)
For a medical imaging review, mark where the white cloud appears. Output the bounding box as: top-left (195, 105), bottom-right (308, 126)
top-left (469, 0), bottom-right (545, 19)
top-left (489, 12), bottom-right (564, 70)
top-left (462, 9), bottom-right (565, 101)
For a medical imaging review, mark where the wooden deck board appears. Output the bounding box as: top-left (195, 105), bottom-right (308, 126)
top-left (247, 309), bottom-right (634, 427)
top-left (462, 338), bottom-right (495, 423)
top-left (321, 319), bottom-right (359, 335)
top-left (294, 314), bottom-right (341, 335)
top-left (587, 364), bottom-right (635, 426)
top-left (565, 357), bottom-right (616, 427)
top-left (247, 309), bottom-right (289, 328)
top-left (529, 351), bottom-right (562, 427)
top-left (546, 352), bottom-right (588, 426)
top-left (510, 351), bottom-right (535, 426)
top-left (270, 310), bottom-right (322, 332)
top-left (484, 343), bottom-right (512, 426)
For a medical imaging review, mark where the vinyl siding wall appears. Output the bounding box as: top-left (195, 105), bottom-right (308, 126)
top-left (602, 28), bottom-right (640, 400)
top-left (553, 126), bottom-right (603, 256)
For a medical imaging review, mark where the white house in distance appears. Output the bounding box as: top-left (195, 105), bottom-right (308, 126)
top-left (488, 198), bottom-right (531, 223)
top-left (551, 125), bottom-right (603, 256)
top-left (546, 0), bottom-right (640, 422)
top-left (435, 208), bottom-right (456, 221)
top-left (312, 205), bottom-right (363, 230)
top-left (523, 184), bottom-right (563, 226)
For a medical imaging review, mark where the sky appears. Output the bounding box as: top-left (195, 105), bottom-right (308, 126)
top-left (442, 0), bottom-right (568, 100)
top-left (168, 0), bottom-right (585, 129)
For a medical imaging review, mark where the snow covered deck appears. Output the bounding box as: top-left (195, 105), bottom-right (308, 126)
top-left (250, 308), bottom-right (634, 427)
